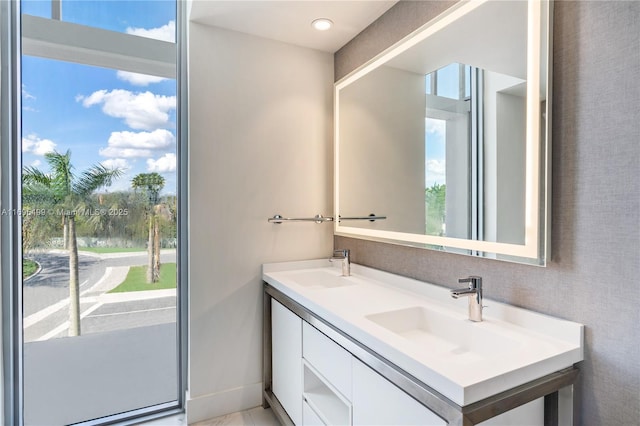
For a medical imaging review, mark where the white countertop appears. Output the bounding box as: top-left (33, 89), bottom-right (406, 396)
top-left (263, 259), bottom-right (584, 406)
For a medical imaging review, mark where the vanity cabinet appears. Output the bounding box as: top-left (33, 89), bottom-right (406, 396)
top-left (270, 299), bottom-right (443, 426)
top-left (265, 285), bottom-right (578, 426)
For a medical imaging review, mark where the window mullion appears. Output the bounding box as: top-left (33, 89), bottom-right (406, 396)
top-left (470, 67), bottom-right (484, 246)
top-left (21, 14), bottom-right (176, 78)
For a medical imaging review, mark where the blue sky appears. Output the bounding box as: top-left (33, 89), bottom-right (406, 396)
top-left (424, 63), bottom-right (472, 188)
top-left (22, 0), bottom-right (175, 33)
top-left (21, 0), bottom-right (177, 195)
top-left (425, 117), bottom-right (446, 187)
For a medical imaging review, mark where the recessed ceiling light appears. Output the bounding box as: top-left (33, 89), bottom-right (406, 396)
top-left (311, 18), bottom-right (333, 31)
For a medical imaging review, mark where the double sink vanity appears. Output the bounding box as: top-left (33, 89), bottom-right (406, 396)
top-left (262, 258), bottom-right (583, 426)
top-left (262, 0), bottom-right (580, 424)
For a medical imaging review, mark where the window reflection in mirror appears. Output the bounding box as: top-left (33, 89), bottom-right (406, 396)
top-left (424, 63), bottom-right (527, 246)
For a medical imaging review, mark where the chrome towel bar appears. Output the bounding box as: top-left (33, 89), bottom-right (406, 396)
top-left (268, 214), bottom-right (386, 224)
top-left (339, 215), bottom-right (387, 221)
top-left (268, 214), bottom-right (333, 224)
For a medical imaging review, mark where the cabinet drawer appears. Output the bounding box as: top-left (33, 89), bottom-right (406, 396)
top-left (302, 322), bottom-right (352, 400)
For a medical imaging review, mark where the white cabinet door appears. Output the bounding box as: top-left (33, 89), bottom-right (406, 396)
top-left (272, 300), bottom-right (302, 425)
top-left (352, 359), bottom-right (446, 426)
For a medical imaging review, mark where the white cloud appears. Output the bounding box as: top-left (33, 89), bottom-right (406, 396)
top-left (108, 129), bottom-right (174, 150)
top-left (22, 84), bottom-right (35, 100)
top-left (147, 153), bottom-right (176, 173)
top-left (126, 20), bottom-right (175, 43)
top-left (100, 147), bottom-right (153, 158)
top-left (78, 89), bottom-right (176, 130)
top-left (30, 159), bottom-right (42, 168)
top-left (22, 85), bottom-right (37, 111)
top-left (425, 118), bottom-right (446, 139)
top-left (101, 158), bottom-right (130, 171)
top-left (22, 135), bottom-right (56, 156)
top-left (426, 159), bottom-right (446, 186)
top-left (116, 71), bottom-right (167, 87)
top-left (99, 129), bottom-right (174, 159)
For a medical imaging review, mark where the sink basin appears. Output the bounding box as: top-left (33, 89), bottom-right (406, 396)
top-left (366, 307), bottom-right (520, 359)
top-left (285, 269), bottom-right (356, 289)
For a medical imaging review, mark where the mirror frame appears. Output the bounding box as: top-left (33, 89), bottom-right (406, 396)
top-left (334, 0), bottom-right (552, 265)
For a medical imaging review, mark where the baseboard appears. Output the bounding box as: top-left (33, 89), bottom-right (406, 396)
top-left (185, 382), bottom-right (263, 424)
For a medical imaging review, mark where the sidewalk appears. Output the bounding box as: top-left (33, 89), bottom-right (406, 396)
top-left (79, 248), bottom-right (176, 259)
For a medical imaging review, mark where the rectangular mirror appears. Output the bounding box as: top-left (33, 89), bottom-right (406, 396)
top-left (335, 0), bottom-right (552, 265)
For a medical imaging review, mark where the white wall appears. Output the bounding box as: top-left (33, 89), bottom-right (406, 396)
top-left (187, 23), bottom-right (333, 423)
top-left (495, 92), bottom-right (525, 244)
top-left (483, 72), bottom-right (526, 245)
top-left (338, 65), bottom-right (425, 234)
top-left (444, 108), bottom-right (471, 240)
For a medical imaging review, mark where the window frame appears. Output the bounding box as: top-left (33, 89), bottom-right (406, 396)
top-left (1, 1), bottom-right (189, 423)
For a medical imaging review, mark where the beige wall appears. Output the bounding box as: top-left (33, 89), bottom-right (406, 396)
top-left (338, 65), bottom-right (425, 234)
top-left (187, 23), bottom-right (333, 423)
top-left (335, 1), bottom-right (640, 425)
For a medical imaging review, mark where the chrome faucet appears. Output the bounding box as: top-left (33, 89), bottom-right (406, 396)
top-left (329, 249), bottom-right (351, 276)
top-left (451, 276), bottom-right (483, 322)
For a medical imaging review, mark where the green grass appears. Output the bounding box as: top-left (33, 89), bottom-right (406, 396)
top-left (109, 263), bottom-right (177, 293)
top-left (23, 258), bottom-right (39, 279)
top-left (79, 247), bottom-right (146, 254)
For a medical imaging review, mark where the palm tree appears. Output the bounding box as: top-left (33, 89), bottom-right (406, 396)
top-left (23, 150), bottom-right (123, 336)
top-left (82, 191), bottom-right (130, 245)
top-left (131, 172), bottom-right (166, 283)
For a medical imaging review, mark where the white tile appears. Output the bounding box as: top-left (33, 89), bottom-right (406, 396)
top-left (139, 407), bottom-right (280, 426)
top-left (186, 407), bottom-right (280, 426)
top-left (247, 407), bottom-right (280, 426)
top-left (192, 410), bottom-right (253, 426)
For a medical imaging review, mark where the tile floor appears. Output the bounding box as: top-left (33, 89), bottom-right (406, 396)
top-left (139, 407), bottom-right (280, 426)
top-left (192, 407), bottom-right (280, 426)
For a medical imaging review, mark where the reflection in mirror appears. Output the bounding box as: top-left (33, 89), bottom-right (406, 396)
top-left (335, 0), bottom-right (551, 264)
top-left (423, 62), bottom-right (529, 246)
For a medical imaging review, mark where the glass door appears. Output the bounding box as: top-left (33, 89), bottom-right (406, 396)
top-left (11, 1), bottom-right (183, 424)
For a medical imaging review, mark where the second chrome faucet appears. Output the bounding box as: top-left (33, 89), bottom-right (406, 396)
top-left (329, 249), bottom-right (351, 276)
top-left (451, 276), bottom-right (483, 322)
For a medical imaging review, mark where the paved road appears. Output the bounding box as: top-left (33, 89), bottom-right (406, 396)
top-left (23, 249), bottom-right (178, 342)
top-left (24, 252), bottom-right (101, 316)
top-left (24, 250), bottom-right (176, 316)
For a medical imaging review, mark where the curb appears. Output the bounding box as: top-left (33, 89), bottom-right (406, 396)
top-left (23, 258), bottom-right (43, 283)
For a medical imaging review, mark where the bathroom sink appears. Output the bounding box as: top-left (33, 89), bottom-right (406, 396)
top-left (366, 306), bottom-right (520, 359)
top-left (285, 269), bottom-right (357, 289)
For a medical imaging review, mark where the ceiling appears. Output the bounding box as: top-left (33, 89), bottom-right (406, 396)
top-left (188, 1), bottom-right (397, 53)
top-left (386, 0), bottom-right (528, 79)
